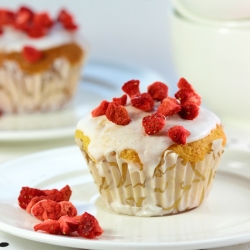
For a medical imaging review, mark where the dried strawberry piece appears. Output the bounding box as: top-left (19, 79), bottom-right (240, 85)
top-left (43, 189), bottom-right (63, 201)
top-left (142, 113), bottom-right (166, 135)
top-left (106, 102), bottom-right (131, 125)
top-left (18, 187), bottom-right (46, 209)
top-left (77, 212), bottom-right (103, 239)
top-left (122, 79), bottom-right (140, 98)
top-left (0, 27), bottom-right (3, 36)
top-left (0, 9), bottom-right (15, 26)
top-left (185, 92), bottom-right (201, 105)
top-left (26, 185), bottom-right (72, 213)
top-left (27, 24), bottom-right (47, 38)
top-left (59, 201), bottom-right (77, 217)
top-left (175, 78), bottom-right (201, 106)
top-left (34, 219), bottom-right (61, 235)
top-left (33, 12), bottom-right (53, 28)
top-left (57, 9), bottom-right (78, 31)
top-left (91, 100), bottom-right (110, 117)
top-left (157, 97), bottom-right (181, 116)
top-left (14, 6), bottom-right (34, 31)
top-left (63, 21), bottom-right (78, 31)
top-left (26, 195), bottom-right (57, 213)
top-left (59, 216), bottom-right (79, 235)
top-left (175, 89), bottom-right (201, 105)
top-left (59, 185), bottom-right (72, 201)
top-left (57, 9), bottom-right (73, 24)
top-left (22, 46), bottom-right (42, 63)
top-left (43, 185), bottom-right (71, 202)
top-left (31, 199), bottom-right (62, 221)
top-left (112, 94), bottom-right (127, 106)
top-left (177, 77), bottom-right (194, 91)
top-left (167, 126), bottom-right (190, 145)
top-left (179, 102), bottom-right (199, 120)
top-left (18, 6), bottom-right (34, 19)
top-left (131, 93), bottom-right (154, 112)
top-left (147, 81), bottom-right (168, 101)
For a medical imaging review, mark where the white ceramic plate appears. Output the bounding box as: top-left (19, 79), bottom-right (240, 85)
top-left (0, 145), bottom-right (250, 250)
top-left (0, 58), bottom-right (166, 141)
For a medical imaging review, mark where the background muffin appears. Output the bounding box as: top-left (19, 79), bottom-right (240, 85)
top-left (0, 6), bottom-right (87, 113)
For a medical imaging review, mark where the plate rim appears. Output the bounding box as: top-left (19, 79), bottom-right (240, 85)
top-left (0, 146), bottom-right (250, 249)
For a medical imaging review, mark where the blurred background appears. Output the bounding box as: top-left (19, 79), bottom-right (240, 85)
top-left (1, 0), bottom-right (250, 141)
top-left (1, 0), bottom-right (178, 87)
top-left (0, 0), bottom-right (182, 160)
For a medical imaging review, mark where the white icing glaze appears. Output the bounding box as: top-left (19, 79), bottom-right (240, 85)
top-left (76, 104), bottom-right (221, 169)
top-left (0, 25), bottom-right (80, 52)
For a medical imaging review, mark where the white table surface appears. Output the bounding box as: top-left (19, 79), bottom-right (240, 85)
top-left (1, 125), bottom-right (250, 250)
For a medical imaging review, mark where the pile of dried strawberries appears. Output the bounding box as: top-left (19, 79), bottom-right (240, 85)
top-left (0, 6), bottom-right (78, 63)
top-left (18, 185), bottom-right (103, 238)
top-left (0, 6), bottom-right (77, 37)
top-left (91, 78), bottom-right (201, 145)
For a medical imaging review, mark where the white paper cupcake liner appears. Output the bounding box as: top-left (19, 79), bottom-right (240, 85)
top-left (77, 138), bottom-right (224, 217)
top-left (0, 57), bottom-right (84, 113)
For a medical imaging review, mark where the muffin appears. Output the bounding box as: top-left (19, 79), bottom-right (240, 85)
top-left (0, 6), bottom-right (87, 113)
top-left (75, 78), bottom-right (226, 216)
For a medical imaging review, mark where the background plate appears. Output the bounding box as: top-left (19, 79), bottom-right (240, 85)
top-left (0, 146), bottom-right (250, 250)
top-left (0, 58), bottom-right (167, 141)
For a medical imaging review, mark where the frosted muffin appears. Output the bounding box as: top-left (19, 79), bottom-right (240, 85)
top-left (0, 6), bottom-right (87, 113)
top-left (75, 78), bottom-right (226, 216)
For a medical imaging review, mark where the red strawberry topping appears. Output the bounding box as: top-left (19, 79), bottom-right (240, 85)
top-left (77, 212), bottom-right (103, 239)
top-left (179, 102), bottom-right (199, 120)
top-left (19, 185), bottom-right (103, 238)
top-left (175, 89), bottom-right (201, 105)
top-left (59, 185), bottom-right (72, 201)
top-left (167, 126), bottom-right (190, 145)
top-left (122, 79), bottom-right (140, 98)
top-left (0, 6), bottom-right (78, 38)
top-left (19, 184), bottom-right (72, 211)
top-left (59, 201), bottom-right (77, 217)
top-left (34, 219), bottom-right (61, 235)
top-left (58, 216), bottom-right (79, 235)
top-left (157, 97), bottom-right (181, 116)
top-left (175, 78), bottom-right (201, 105)
top-left (177, 77), bottom-right (194, 91)
top-left (57, 9), bottom-right (73, 24)
top-left (63, 21), bottom-right (78, 31)
top-left (131, 93), bottom-right (154, 112)
top-left (31, 199), bottom-right (62, 221)
top-left (148, 81), bottom-right (168, 101)
top-left (34, 212), bottom-right (103, 238)
top-left (22, 46), bottom-right (42, 63)
top-left (57, 9), bottom-right (78, 31)
top-left (33, 12), bottom-right (53, 28)
top-left (112, 94), bottom-right (127, 106)
top-left (142, 113), bottom-right (166, 135)
top-left (89, 77), bottom-right (202, 143)
top-left (43, 185), bottom-right (72, 202)
top-left (0, 9), bottom-right (15, 26)
top-left (26, 195), bottom-right (58, 213)
top-left (27, 24), bottom-right (47, 38)
top-left (106, 102), bottom-right (131, 125)
top-left (14, 6), bottom-right (34, 31)
top-left (18, 187), bottom-right (46, 209)
top-left (91, 100), bottom-right (110, 117)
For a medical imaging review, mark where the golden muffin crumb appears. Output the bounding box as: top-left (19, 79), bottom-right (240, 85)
top-left (167, 124), bottom-right (226, 163)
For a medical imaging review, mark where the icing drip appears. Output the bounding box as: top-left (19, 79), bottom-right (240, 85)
top-left (76, 105), bottom-right (220, 168)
